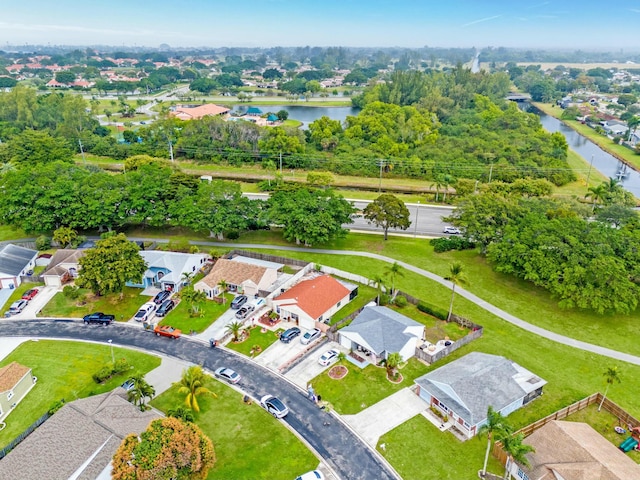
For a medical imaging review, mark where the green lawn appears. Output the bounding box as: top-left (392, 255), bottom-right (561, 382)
top-left (226, 326), bottom-right (280, 356)
top-left (329, 283), bottom-right (377, 325)
top-left (389, 303), bottom-right (469, 342)
top-left (0, 340), bottom-right (160, 447)
top-left (150, 377), bottom-right (318, 479)
top-left (39, 287), bottom-right (146, 321)
top-left (0, 224), bottom-right (29, 241)
top-left (312, 358), bottom-right (429, 414)
top-left (158, 293), bottom-right (233, 333)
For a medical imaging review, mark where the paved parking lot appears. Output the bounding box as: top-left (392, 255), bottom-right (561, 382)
top-left (285, 341), bottom-right (347, 388)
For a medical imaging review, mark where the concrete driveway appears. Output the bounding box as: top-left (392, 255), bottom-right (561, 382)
top-left (12, 286), bottom-right (59, 319)
top-left (253, 324), bottom-right (317, 372)
top-left (285, 341), bottom-right (347, 388)
top-left (145, 355), bottom-right (194, 396)
top-left (343, 388), bottom-right (428, 446)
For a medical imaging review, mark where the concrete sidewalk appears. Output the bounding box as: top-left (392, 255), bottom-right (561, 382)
top-left (145, 356), bottom-right (194, 396)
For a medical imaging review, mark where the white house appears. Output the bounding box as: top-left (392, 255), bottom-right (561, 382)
top-left (195, 257), bottom-right (280, 299)
top-left (271, 274), bottom-right (357, 330)
top-left (339, 306), bottom-right (424, 362)
top-left (126, 251), bottom-right (209, 292)
top-left (414, 352), bottom-right (546, 439)
top-left (0, 244), bottom-right (38, 289)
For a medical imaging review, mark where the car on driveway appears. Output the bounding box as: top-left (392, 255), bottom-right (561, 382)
top-left (134, 302), bottom-right (156, 322)
top-left (300, 328), bottom-right (321, 345)
top-left (318, 349), bottom-right (340, 366)
top-left (83, 312), bottom-right (115, 325)
top-left (296, 470), bottom-right (325, 480)
top-left (154, 325), bottom-right (181, 339)
top-left (121, 379), bottom-right (135, 391)
top-left (155, 299), bottom-right (175, 317)
top-left (443, 226), bottom-right (461, 234)
top-left (279, 327), bottom-right (301, 343)
top-left (235, 304), bottom-right (255, 319)
top-left (22, 288), bottom-right (39, 301)
top-left (8, 300), bottom-right (29, 315)
top-left (230, 295), bottom-right (248, 310)
top-left (214, 367), bottom-right (241, 384)
top-left (153, 290), bottom-right (171, 305)
top-left (260, 394), bottom-right (289, 418)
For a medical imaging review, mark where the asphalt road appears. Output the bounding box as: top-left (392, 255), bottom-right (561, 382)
top-left (0, 320), bottom-right (398, 480)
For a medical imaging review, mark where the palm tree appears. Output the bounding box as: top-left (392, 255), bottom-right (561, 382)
top-left (385, 352), bottom-right (402, 377)
top-left (178, 366), bottom-right (216, 413)
top-left (369, 274), bottom-right (386, 305)
top-left (478, 406), bottom-right (507, 477)
top-left (127, 373), bottom-right (156, 410)
top-left (445, 262), bottom-right (468, 321)
top-left (385, 262), bottom-right (404, 301)
top-left (225, 321), bottom-right (245, 342)
top-left (181, 271), bottom-right (194, 287)
top-left (499, 429), bottom-right (534, 480)
top-left (585, 184), bottom-right (606, 210)
top-left (167, 405), bottom-right (195, 423)
top-left (217, 279), bottom-right (228, 305)
top-left (430, 179), bottom-right (443, 202)
top-left (441, 174), bottom-right (456, 202)
top-left (598, 365), bottom-right (621, 411)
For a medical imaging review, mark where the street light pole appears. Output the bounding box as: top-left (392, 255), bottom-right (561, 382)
top-left (108, 339), bottom-right (114, 364)
top-left (585, 154), bottom-right (594, 188)
top-left (413, 201), bottom-right (420, 237)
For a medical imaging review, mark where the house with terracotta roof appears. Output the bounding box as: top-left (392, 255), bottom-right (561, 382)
top-left (0, 362), bottom-right (37, 423)
top-left (0, 244), bottom-right (38, 289)
top-left (42, 249), bottom-right (86, 287)
top-left (171, 104), bottom-right (230, 121)
top-left (0, 389), bottom-right (161, 480)
top-left (195, 257), bottom-right (280, 299)
top-left (414, 352), bottom-right (546, 439)
top-left (272, 274), bottom-right (358, 330)
top-left (507, 420), bottom-right (640, 480)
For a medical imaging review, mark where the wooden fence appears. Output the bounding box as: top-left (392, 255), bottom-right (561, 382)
top-left (414, 327), bottom-right (483, 365)
top-left (224, 249), bottom-right (310, 269)
top-left (492, 392), bottom-right (640, 465)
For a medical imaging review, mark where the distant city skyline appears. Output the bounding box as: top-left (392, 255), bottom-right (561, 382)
top-left (2, 0), bottom-right (640, 50)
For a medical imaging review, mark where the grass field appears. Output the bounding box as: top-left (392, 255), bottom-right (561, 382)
top-left (157, 293), bottom-right (233, 333)
top-left (39, 287), bottom-right (147, 321)
top-left (150, 377), bottom-right (318, 479)
top-left (225, 326), bottom-right (280, 356)
top-left (0, 340), bottom-right (160, 447)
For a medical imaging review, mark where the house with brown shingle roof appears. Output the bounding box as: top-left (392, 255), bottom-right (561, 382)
top-left (42, 249), bottom-right (86, 287)
top-left (272, 274), bottom-right (357, 330)
top-left (0, 362), bottom-right (36, 423)
top-left (507, 420), bottom-right (640, 480)
top-left (171, 103), bottom-right (230, 121)
top-left (0, 389), bottom-right (161, 480)
top-left (195, 258), bottom-right (278, 298)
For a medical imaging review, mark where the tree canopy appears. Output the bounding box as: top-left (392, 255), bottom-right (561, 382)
top-left (362, 194), bottom-right (411, 240)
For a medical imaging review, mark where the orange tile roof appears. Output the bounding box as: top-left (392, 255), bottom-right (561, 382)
top-left (0, 362), bottom-right (31, 392)
top-left (277, 275), bottom-right (349, 320)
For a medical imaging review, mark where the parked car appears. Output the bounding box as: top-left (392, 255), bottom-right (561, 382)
top-left (154, 325), bottom-right (181, 339)
top-left (318, 349), bottom-right (340, 366)
top-left (279, 327), bottom-right (301, 343)
top-left (235, 304), bottom-right (255, 319)
top-left (155, 299), bottom-right (175, 317)
top-left (295, 471), bottom-right (325, 480)
top-left (83, 312), bottom-right (115, 325)
top-left (214, 367), bottom-right (241, 384)
top-left (443, 226), bottom-right (461, 235)
top-left (21, 288), bottom-right (39, 301)
top-left (121, 379), bottom-right (135, 391)
top-left (153, 290), bottom-right (171, 305)
top-left (300, 328), bottom-right (321, 345)
top-left (134, 302), bottom-right (156, 322)
top-left (8, 300), bottom-right (29, 315)
top-left (260, 394), bottom-right (289, 418)
top-left (230, 295), bottom-right (248, 310)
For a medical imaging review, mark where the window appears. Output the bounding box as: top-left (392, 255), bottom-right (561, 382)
top-left (336, 301), bottom-right (341, 308)
top-left (7, 391), bottom-right (14, 401)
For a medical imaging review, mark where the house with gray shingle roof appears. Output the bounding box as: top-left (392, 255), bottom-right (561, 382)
top-left (0, 388), bottom-right (161, 480)
top-left (0, 244), bottom-right (38, 289)
top-left (127, 250), bottom-right (210, 292)
top-left (42, 249), bottom-right (86, 287)
top-left (414, 352), bottom-right (546, 439)
top-left (339, 306), bottom-right (424, 363)
top-left (0, 362), bottom-right (37, 423)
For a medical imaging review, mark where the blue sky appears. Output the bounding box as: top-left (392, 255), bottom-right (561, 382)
top-left (2, 0), bottom-right (640, 49)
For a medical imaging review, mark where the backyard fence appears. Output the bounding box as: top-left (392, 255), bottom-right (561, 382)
top-left (0, 410), bottom-right (52, 460)
top-left (414, 327), bottom-right (483, 365)
top-left (492, 392), bottom-right (640, 464)
top-left (224, 249), bottom-right (310, 269)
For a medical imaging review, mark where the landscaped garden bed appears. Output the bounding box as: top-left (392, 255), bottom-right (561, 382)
top-left (226, 326), bottom-right (279, 357)
top-left (157, 292), bottom-right (233, 333)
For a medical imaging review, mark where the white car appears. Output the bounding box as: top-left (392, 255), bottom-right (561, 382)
top-left (443, 226), bottom-right (461, 235)
top-left (318, 349), bottom-right (340, 366)
top-left (134, 302), bottom-right (156, 322)
top-left (295, 471), bottom-right (325, 480)
top-left (300, 328), bottom-right (321, 345)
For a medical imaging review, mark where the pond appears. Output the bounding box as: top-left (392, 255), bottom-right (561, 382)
top-left (231, 105), bottom-right (360, 129)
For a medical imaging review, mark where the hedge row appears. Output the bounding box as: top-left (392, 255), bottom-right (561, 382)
top-left (417, 301), bottom-right (449, 321)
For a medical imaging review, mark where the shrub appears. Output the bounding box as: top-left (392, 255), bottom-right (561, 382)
top-left (225, 229), bottom-right (240, 240)
top-left (113, 358), bottom-right (130, 374)
top-left (394, 295), bottom-right (408, 307)
top-left (48, 399), bottom-right (65, 415)
top-left (92, 366), bottom-right (114, 384)
top-left (430, 236), bottom-right (475, 253)
top-left (63, 285), bottom-right (82, 300)
top-left (417, 301), bottom-right (448, 320)
top-left (36, 235), bottom-right (51, 250)
top-left (379, 294), bottom-right (391, 306)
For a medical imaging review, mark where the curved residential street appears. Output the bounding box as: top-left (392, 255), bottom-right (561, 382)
top-left (0, 320), bottom-right (398, 480)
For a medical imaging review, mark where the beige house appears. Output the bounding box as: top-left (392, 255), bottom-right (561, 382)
top-left (171, 103), bottom-right (230, 120)
top-left (272, 274), bottom-right (357, 330)
top-left (508, 420), bottom-right (640, 480)
top-left (42, 249), bottom-right (85, 287)
top-left (195, 258), bottom-right (278, 299)
top-left (0, 362), bottom-right (37, 423)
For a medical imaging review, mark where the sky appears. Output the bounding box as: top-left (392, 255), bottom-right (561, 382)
top-left (1, 0), bottom-right (640, 50)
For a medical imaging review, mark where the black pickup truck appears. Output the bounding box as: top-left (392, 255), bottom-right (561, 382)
top-left (83, 312), bottom-right (115, 325)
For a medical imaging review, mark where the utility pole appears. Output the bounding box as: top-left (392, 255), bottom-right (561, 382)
top-left (169, 140), bottom-right (174, 162)
top-left (78, 139), bottom-right (86, 164)
top-left (488, 164), bottom-right (493, 184)
top-left (413, 201), bottom-right (420, 237)
top-left (377, 159), bottom-right (387, 193)
top-left (279, 152), bottom-right (283, 176)
top-left (585, 154), bottom-right (594, 188)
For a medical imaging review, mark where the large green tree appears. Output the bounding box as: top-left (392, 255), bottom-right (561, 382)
top-left (363, 194), bottom-right (411, 240)
top-left (76, 234), bottom-right (147, 296)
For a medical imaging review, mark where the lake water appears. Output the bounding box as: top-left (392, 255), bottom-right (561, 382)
top-left (231, 105), bottom-right (359, 129)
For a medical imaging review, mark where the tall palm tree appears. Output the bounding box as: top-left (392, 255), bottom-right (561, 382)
top-left (478, 406), bottom-right (508, 477)
top-left (217, 279), bottom-right (228, 304)
top-left (385, 262), bottom-right (404, 301)
top-left (598, 365), bottom-right (621, 411)
top-left (181, 271), bottom-right (194, 287)
top-left (499, 429), bottom-right (534, 480)
top-left (178, 366), bottom-right (216, 413)
top-left (127, 373), bottom-right (156, 410)
top-left (369, 274), bottom-right (386, 305)
top-left (225, 321), bottom-right (245, 342)
top-left (445, 262), bottom-right (468, 321)
top-left (585, 184), bottom-right (606, 210)
top-left (441, 174), bottom-right (456, 202)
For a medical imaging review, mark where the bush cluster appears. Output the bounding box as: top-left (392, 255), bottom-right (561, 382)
top-left (417, 301), bottom-right (448, 320)
top-left (92, 358), bottom-right (130, 384)
top-left (430, 236), bottom-right (476, 253)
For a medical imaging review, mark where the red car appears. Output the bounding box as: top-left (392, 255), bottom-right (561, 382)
top-left (154, 325), bottom-right (181, 339)
top-left (22, 288), bottom-right (39, 301)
